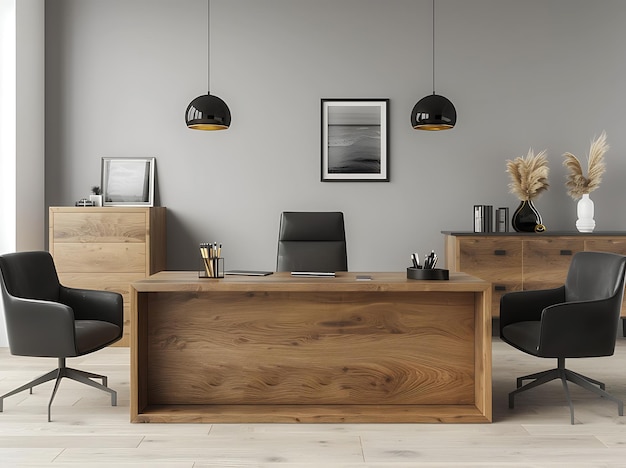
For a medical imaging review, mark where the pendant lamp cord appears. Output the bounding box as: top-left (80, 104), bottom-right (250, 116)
top-left (432, 0), bottom-right (436, 95)
top-left (207, 0), bottom-right (211, 94)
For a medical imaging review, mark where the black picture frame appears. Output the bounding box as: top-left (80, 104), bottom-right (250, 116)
top-left (321, 98), bottom-right (389, 182)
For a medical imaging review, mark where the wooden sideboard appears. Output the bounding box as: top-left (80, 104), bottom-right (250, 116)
top-left (49, 207), bottom-right (166, 346)
top-left (131, 271), bottom-right (492, 423)
top-left (443, 231), bottom-right (626, 318)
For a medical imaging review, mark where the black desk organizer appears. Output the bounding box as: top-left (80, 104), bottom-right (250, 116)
top-left (407, 267), bottom-right (449, 280)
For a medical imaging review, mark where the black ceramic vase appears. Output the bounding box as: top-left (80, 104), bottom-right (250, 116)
top-left (512, 199), bottom-right (544, 232)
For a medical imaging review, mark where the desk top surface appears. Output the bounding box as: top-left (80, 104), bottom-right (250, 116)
top-left (132, 271), bottom-right (489, 293)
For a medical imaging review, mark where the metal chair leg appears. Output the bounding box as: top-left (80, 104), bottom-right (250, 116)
top-left (65, 368), bottom-right (117, 406)
top-left (566, 370), bottom-right (623, 417)
top-left (509, 368), bottom-right (560, 408)
top-left (47, 369), bottom-right (64, 422)
top-left (0, 369), bottom-right (59, 413)
top-left (510, 357), bottom-right (623, 424)
top-left (516, 368), bottom-right (557, 388)
top-left (558, 369), bottom-right (575, 425)
top-left (568, 369), bottom-right (605, 390)
top-left (1, 357), bottom-right (116, 421)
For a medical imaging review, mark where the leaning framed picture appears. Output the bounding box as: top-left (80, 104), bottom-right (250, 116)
top-left (321, 98), bottom-right (389, 182)
top-left (101, 157), bottom-right (155, 206)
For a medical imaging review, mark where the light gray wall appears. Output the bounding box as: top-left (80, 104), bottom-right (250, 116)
top-left (45, 0), bottom-right (626, 271)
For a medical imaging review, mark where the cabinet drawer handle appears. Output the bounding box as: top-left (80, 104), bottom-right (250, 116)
top-left (494, 285), bottom-right (507, 291)
top-left (560, 249), bottom-right (573, 256)
top-left (494, 250), bottom-right (506, 256)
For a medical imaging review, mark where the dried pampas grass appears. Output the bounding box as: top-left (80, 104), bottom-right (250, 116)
top-left (563, 131), bottom-right (608, 200)
top-left (506, 149), bottom-right (550, 201)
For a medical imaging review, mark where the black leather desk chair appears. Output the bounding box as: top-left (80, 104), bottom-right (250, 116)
top-left (0, 251), bottom-right (123, 421)
top-left (276, 211), bottom-right (347, 272)
top-left (500, 251), bottom-right (626, 424)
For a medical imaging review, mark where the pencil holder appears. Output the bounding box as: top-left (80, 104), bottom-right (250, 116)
top-left (199, 257), bottom-right (224, 278)
top-left (407, 267), bottom-right (449, 280)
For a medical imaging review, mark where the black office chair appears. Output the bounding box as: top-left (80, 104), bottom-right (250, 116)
top-left (277, 211), bottom-right (348, 272)
top-left (0, 251), bottom-right (123, 421)
top-left (500, 251), bottom-right (626, 424)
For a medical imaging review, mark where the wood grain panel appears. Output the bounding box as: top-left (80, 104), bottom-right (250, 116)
top-left (51, 211), bottom-right (147, 243)
top-left (457, 237), bottom-right (522, 315)
top-left (133, 404), bottom-right (487, 424)
top-left (113, 303), bottom-right (131, 347)
top-left (133, 271), bottom-right (490, 294)
top-left (53, 243), bottom-right (146, 273)
top-left (146, 291), bottom-right (475, 406)
top-left (148, 208), bottom-right (167, 274)
top-left (445, 233), bottom-right (626, 320)
top-left (56, 272), bottom-right (145, 301)
top-left (458, 238), bottom-right (522, 283)
top-left (474, 289), bottom-right (493, 421)
top-left (584, 237), bottom-right (626, 255)
top-left (522, 238), bottom-right (583, 290)
top-left (585, 238), bottom-right (626, 316)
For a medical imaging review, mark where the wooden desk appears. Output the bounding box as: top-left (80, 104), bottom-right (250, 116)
top-left (131, 271), bottom-right (492, 423)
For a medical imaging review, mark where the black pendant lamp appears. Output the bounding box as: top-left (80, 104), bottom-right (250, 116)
top-left (185, 0), bottom-right (231, 131)
top-left (410, 0), bottom-right (456, 131)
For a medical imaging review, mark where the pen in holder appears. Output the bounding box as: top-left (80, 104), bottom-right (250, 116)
top-left (199, 242), bottom-right (224, 278)
top-left (407, 250), bottom-right (448, 280)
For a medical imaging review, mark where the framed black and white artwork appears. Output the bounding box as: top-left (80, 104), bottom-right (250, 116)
top-left (321, 99), bottom-right (389, 182)
top-left (101, 157), bottom-right (155, 206)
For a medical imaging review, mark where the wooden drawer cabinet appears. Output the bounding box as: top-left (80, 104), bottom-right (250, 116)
top-left (444, 232), bottom-right (626, 317)
top-left (49, 207), bottom-right (166, 346)
top-left (521, 238), bottom-right (583, 291)
top-left (585, 238), bottom-right (626, 256)
top-left (455, 238), bottom-right (522, 314)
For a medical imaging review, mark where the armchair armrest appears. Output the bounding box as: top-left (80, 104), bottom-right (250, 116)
top-left (2, 294), bottom-right (77, 357)
top-left (500, 286), bottom-right (565, 332)
top-left (538, 297), bottom-right (620, 358)
top-left (60, 286), bottom-right (123, 329)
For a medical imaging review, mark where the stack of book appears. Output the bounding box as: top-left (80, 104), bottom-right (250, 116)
top-left (474, 205), bottom-right (493, 232)
top-left (474, 205), bottom-right (510, 232)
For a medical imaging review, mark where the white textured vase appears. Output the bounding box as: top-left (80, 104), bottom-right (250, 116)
top-left (576, 193), bottom-right (595, 232)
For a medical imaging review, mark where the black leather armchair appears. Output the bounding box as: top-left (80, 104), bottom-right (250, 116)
top-left (0, 251), bottom-right (123, 421)
top-left (277, 211), bottom-right (348, 272)
top-left (500, 251), bottom-right (626, 424)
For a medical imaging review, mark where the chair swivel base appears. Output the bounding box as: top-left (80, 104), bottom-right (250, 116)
top-left (0, 357), bottom-right (117, 422)
top-left (509, 357), bottom-right (623, 425)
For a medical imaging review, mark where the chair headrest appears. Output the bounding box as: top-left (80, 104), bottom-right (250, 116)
top-left (565, 251), bottom-right (626, 302)
top-left (0, 251), bottom-right (61, 302)
top-left (278, 212), bottom-right (345, 242)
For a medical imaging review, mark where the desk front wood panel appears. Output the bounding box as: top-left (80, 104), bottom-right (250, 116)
top-left (131, 272), bottom-right (491, 423)
top-left (148, 291), bottom-right (474, 405)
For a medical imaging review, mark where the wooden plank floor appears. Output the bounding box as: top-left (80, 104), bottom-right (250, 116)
top-left (2, 337), bottom-right (626, 466)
